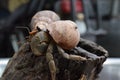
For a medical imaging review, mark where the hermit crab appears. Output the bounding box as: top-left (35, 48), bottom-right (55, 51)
top-left (30, 10), bottom-right (60, 31)
top-left (29, 10), bottom-right (87, 80)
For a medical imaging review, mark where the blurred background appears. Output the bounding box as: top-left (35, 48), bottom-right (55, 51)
top-left (0, 0), bottom-right (120, 79)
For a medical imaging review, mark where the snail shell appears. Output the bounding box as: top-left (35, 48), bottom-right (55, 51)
top-left (31, 10), bottom-right (60, 30)
top-left (48, 20), bottom-right (80, 50)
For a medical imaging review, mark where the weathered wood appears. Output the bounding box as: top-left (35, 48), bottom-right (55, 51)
top-left (1, 38), bottom-right (108, 80)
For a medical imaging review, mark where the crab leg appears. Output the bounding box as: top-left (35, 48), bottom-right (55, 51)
top-left (57, 46), bottom-right (86, 61)
top-left (74, 47), bottom-right (100, 61)
top-left (46, 42), bottom-right (56, 80)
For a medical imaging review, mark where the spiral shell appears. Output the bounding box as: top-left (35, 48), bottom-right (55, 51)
top-left (31, 10), bottom-right (60, 30)
top-left (48, 20), bottom-right (80, 49)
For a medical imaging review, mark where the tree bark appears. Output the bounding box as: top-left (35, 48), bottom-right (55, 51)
top-left (1, 38), bottom-right (108, 80)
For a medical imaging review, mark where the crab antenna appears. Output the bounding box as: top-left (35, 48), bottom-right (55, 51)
top-left (16, 26), bottom-right (31, 33)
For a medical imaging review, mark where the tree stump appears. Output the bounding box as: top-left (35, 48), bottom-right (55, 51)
top-left (1, 38), bottom-right (108, 80)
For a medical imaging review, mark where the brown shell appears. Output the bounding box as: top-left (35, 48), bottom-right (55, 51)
top-left (31, 10), bottom-right (60, 30)
top-left (32, 10), bottom-right (60, 21)
top-left (31, 17), bottom-right (52, 30)
top-left (48, 20), bottom-right (80, 50)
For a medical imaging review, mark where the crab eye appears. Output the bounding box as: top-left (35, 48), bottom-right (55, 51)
top-left (37, 26), bottom-right (42, 31)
